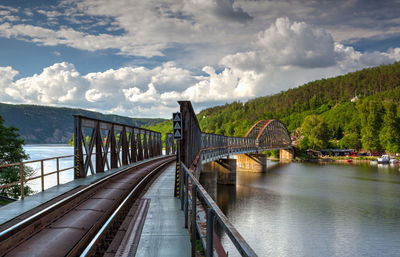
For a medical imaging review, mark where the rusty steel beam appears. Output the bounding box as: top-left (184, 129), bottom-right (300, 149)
top-left (244, 119), bottom-right (291, 149)
top-left (73, 116), bottom-right (162, 178)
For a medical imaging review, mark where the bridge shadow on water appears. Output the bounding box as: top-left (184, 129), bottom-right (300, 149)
top-left (198, 160), bottom-right (291, 256)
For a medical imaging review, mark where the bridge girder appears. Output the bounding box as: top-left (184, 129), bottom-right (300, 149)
top-left (245, 119), bottom-right (291, 148)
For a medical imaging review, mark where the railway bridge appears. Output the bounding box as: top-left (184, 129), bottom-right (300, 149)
top-left (0, 101), bottom-right (293, 257)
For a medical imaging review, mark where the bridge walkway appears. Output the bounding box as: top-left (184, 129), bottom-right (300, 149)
top-left (135, 163), bottom-right (190, 256)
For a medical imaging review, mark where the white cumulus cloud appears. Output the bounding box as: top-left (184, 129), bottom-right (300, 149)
top-left (1, 17), bottom-right (400, 117)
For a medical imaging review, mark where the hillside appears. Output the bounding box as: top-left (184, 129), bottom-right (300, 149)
top-left (149, 62), bottom-right (400, 153)
top-left (0, 103), bottom-right (166, 144)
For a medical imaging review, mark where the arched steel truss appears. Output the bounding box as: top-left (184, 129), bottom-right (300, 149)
top-left (245, 120), bottom-right (291, 148)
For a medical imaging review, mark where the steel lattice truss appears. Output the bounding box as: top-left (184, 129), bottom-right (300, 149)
top-left (244, 120), bottom-right (291, 148)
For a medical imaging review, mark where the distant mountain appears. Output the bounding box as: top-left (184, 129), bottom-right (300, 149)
top-left (0, 103), bottom-right (166, 144)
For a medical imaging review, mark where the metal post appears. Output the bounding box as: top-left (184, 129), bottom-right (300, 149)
top-left (96, 122), bottom-right (104, 172)
top-left (206, 209), bottom-right (215, 257)
top-left (56, 158), bottom-right (60, 185)
top-left (131, 131), bottom-right (137, 163)
top-left (41, 160), bottom-right (44, 192)
top-left (20, 163), bottom-right (24, 199)
top-left (122, 127), bottom-right (128, 165)
top-left (74, 115), bottom-right (84, 179)
top-left (178, 141), bottom-right (183, 209)
top-left (191, 183), bottom-right (197, 257)
top-left (185, 171), bottom-right (189, 228)
top-left (110, 125), bottom-right (118, 169)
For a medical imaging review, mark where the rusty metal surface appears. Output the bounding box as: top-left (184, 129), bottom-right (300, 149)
top-left (75, 198), bottom-right (115, 212)
top-left (114, 199), bottom-right (150, 257)
top-left (244, 119), bottom-right (292, 148)
top-left (91, 188), bottom-right (126, 200)
top-left (50, 209), bottom-right (104, 230)
top-left (5, 228), bottom-right (86, 257)
top-left (74, 115), bottom-right (162, 179)
top-left (0, 156), bottom-right (175, 257)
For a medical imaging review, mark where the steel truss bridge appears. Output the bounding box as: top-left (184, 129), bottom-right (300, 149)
top-left (175, 101), bottom-right (292, 168)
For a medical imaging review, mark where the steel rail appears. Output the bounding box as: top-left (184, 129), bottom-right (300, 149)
top-left (80, 159), bottom-right (173, 256)
top-left (0, 155), bottom-right (169, 241)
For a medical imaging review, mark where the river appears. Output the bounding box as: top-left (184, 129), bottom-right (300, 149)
top-left (201, 160), bottom-right (400, 257)
top-left (23, 144), bottom-right (74, 192)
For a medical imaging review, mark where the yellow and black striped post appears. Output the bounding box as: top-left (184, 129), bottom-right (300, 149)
top-left (174, 159), bottom-right (180, 198)
top-left (173, 112), bottom-right (182, 199)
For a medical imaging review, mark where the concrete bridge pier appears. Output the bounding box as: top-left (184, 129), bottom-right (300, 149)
top-left (235, 154), bottom-right (267, 172)
top-left (202, 159), bottom-right (237, 185)
top-left (217, 158), bottom-right (237, 185)
top-left (280, 147), bottom-right (294, 161)
top-left (199, 163), bottom-right (218, 200)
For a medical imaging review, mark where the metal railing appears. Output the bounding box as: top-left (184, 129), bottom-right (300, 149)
top-left (201, 133), bottom-right (256, 149)
top-left (178, 101), bottom-right (258, 256)
top-left (74, 115), bottom-right (162, 179)
top-left (180, 158), bottom-right (258, 257)
top-left (0, 155), bottom-right (75, 199)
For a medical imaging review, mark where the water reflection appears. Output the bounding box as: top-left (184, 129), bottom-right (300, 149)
top-left (200, 159), bottom-right (400, 257)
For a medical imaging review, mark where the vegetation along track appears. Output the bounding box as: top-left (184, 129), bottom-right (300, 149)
top-left (0, 155), bottom-right (175, 256)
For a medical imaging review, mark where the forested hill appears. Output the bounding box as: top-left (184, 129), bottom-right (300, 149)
top-left (196, 62), bottom-right (400, 153)
top-left (0, 103), bottom-right (165, 144)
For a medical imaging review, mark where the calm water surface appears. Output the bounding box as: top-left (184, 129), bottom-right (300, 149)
top-left (202, 160), bottom-right (400, 257)
top-left (23, 144), bottom-right (74, 192)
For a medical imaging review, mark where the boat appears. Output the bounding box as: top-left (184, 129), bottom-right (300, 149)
top-left (377, 154), bottom-right (390, 164)
top-left (346, 159), bottom-right (352, 163)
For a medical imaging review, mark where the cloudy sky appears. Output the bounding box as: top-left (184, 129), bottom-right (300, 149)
top-left (1, 0), bottom-right (400, 118)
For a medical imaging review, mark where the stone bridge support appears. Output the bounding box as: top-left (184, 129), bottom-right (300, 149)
top-left (235, 154), bottom-right (267, 172)
top-left (201, 158), bottom-right (237, 185)
top-left (280, 147), bottom-right (294, 161)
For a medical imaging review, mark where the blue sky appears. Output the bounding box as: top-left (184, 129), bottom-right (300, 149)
top-left (0, 0), bottom-right (399, 118)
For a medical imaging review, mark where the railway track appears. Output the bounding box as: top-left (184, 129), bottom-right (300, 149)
top-left (0, 156), bottom-right (175, 257)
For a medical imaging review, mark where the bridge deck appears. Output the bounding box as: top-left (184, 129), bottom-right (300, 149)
top-left (135, 164), bottom-right (190, 256)
top-left (0, 159), bottom-right (190, 256)
top-left (0, 156), bottom-right (165, 227)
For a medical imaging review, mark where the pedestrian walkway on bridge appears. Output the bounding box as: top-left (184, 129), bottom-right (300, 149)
top-left (135, 164), bottom-right (190, 256)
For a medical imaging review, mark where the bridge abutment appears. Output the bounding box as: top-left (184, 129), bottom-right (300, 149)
top-left (280, 147), bottom-right (294, 161)
top-left (235, 154), bottom-right (267, 172)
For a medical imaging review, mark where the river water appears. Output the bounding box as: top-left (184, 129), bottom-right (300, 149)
top-left (23, 144), bottom-right (74, 192)
top-left (202, 160), bottom-right (400, 257)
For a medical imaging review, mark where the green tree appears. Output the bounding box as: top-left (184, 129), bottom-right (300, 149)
top-left (299, 115), bottom-right (329, 150)
top-left (359, 100), bottom-right (383, 152)
top-left (339, 132), bottom-right (361, 150)
top-left (298, 135), bottom-right (311, 150)
top-left (0, 115), bottom-right (34, 199)
top-left (379, 101), bottom-right (400, 153)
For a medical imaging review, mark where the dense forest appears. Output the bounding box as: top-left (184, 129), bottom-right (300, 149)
top-left (150, 62), bottom-right (400, 153)
top-left (0, 103), bottom-right (166, 144)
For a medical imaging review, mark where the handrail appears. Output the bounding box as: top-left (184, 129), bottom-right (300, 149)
top-left (181, 157), bottom-right (258, 257)
top-left (0, 155), bottom-right (75, 199)
top-left (178, 101), bottom-right (258, 256)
